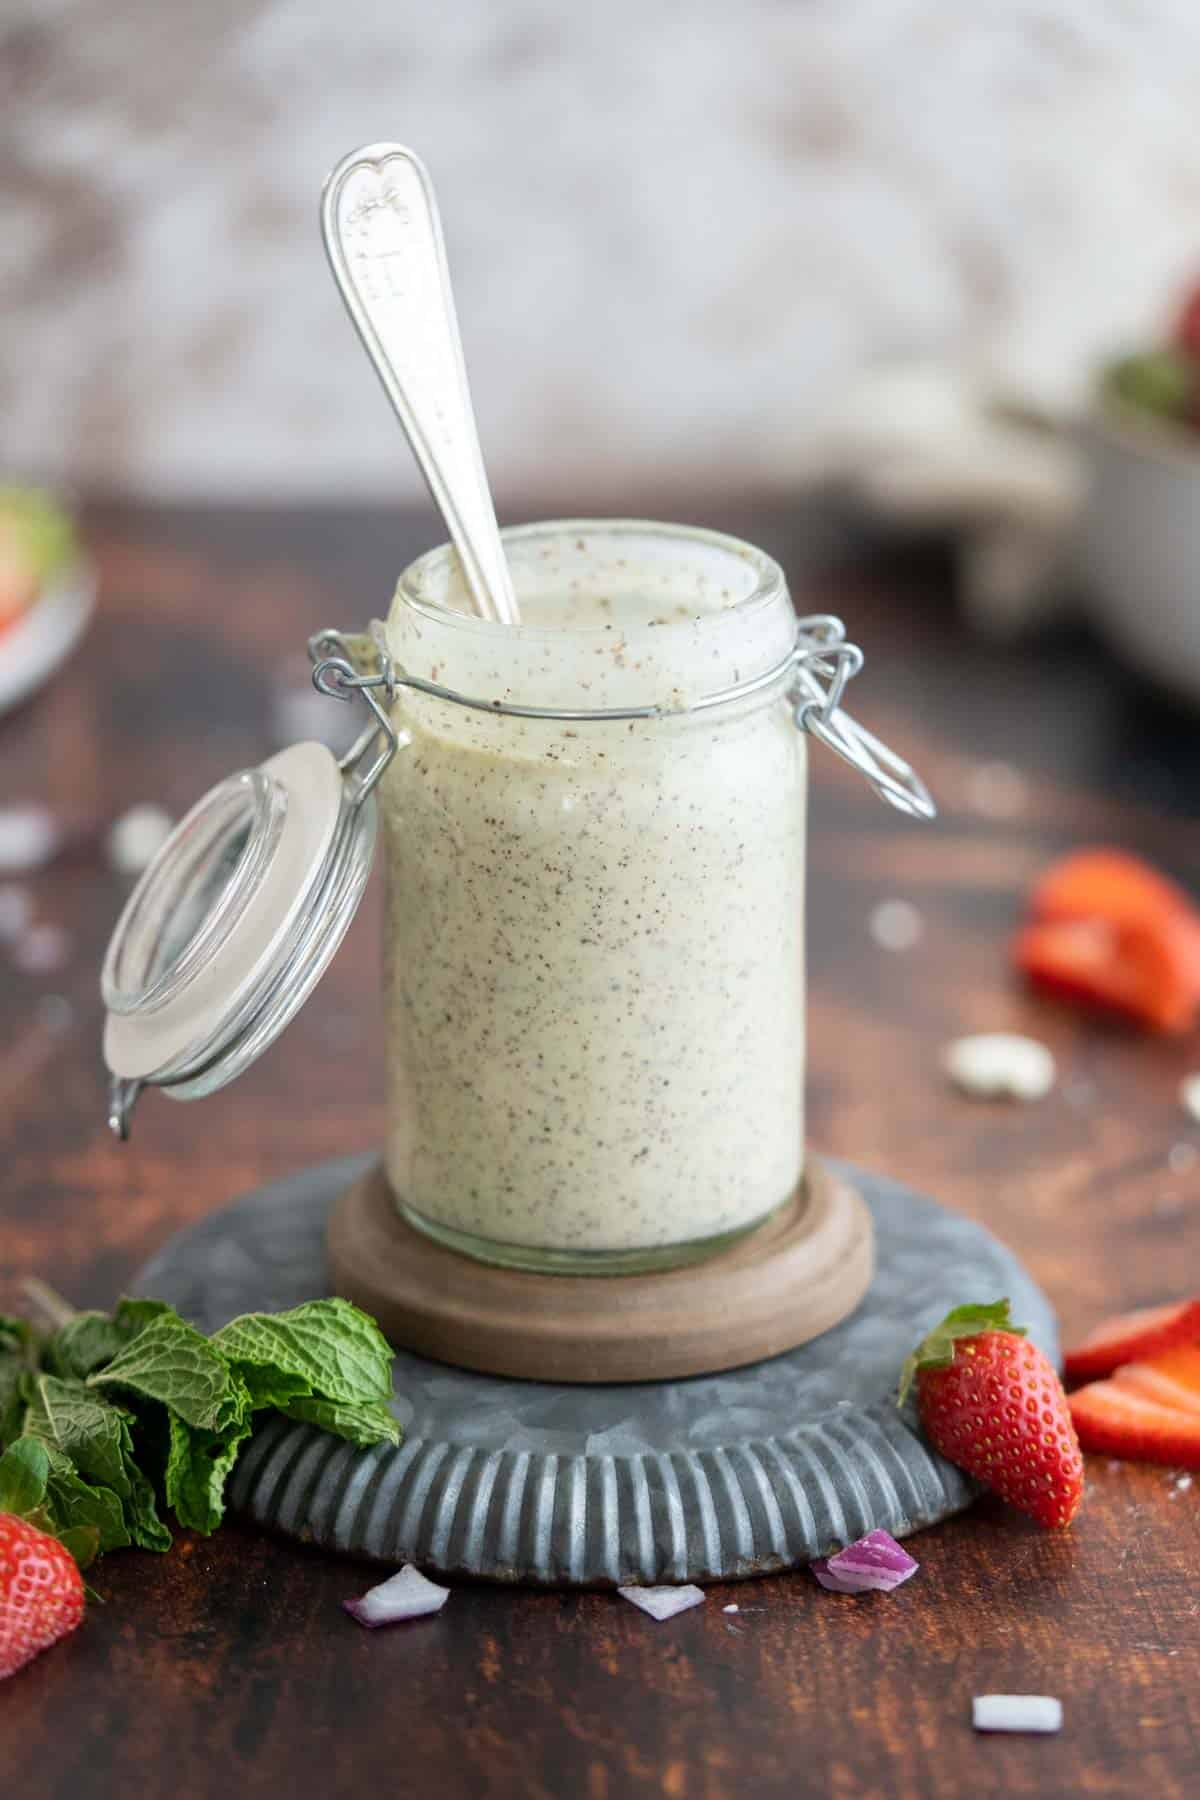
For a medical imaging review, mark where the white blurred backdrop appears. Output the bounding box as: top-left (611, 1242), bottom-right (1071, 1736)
top-left (3, 0), bottom-right (1200, 504)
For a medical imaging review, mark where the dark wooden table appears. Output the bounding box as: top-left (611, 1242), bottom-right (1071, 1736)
top-left (3, 502), bottom-right (1198, 1798)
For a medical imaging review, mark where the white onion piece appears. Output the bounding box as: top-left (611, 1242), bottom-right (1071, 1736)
top-left (107, 804), bottom-right (173, 876)
top-left (617, 1584), bottom-right (705, 1621)
top-left (943, 1032), bottom-right (1055, 1101)
top-left (0, 806), bottom-right (58, 873)
top-left (343, 1563), bottom-right (450, 1628)
top-left (965, 760), bottom-right (1027, 820)
top-left (869, 899), bottom-right (924, 953)
top-left (972, 1695), bottom-right (1062, 1734)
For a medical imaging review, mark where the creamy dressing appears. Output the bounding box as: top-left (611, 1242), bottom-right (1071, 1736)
top-left (380, 522), bottom-right (806, 1270)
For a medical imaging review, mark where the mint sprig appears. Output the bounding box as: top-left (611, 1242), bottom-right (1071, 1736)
top-left (0, 1289), bottom-right (400, 1574)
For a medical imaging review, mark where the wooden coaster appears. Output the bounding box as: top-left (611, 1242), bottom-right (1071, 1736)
top-left (327, 1157), bottom-right (874, 1382)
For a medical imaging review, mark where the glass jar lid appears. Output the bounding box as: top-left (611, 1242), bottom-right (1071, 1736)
top-left (102, 734), bottom-right (378, 1141)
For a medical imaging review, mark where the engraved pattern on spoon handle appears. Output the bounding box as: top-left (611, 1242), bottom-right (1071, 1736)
top-left (321, 143), bottom-right (519, 624)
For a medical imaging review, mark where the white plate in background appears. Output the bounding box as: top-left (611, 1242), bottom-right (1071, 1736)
top-left (0, 561), bottom-right (96, 718)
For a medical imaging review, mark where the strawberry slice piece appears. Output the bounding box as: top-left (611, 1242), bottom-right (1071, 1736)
top-left (1062, 1300), bottom-right (1200, 1384)
top-left (1032, 848), bottom-right (1197, 929)
top-left (1012, 915), bottom-right (1196, 1033)
top-left (1068, 1381), bottom-right (1200, 1467)
top-left (1029, 848), bottom-right (1200, 999)
top-left (1111, 1353), bottom-right (1200, 1419)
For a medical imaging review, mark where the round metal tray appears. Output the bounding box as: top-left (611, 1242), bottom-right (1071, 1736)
top-left (134, 1153), bottom-right (1057, 1586)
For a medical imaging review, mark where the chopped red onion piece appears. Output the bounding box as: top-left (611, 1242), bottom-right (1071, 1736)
top-left (617, 1584), bottom-right (705, 1621)
top-left (811, 1529), bottom-right (919, 1594)
top-left (811, 1560), bottom-right (866, 1593)
top-left (343, 1563), bottom-right (450, 1628)
top-left (972, 1695), bottom-right (1062, 1734)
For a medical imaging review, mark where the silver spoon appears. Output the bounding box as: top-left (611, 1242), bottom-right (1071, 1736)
top-left (321, 142), bottom-right (521, 625)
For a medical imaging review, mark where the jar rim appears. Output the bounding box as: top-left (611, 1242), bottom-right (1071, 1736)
top-left (395, 516), bottom-right (787, 639)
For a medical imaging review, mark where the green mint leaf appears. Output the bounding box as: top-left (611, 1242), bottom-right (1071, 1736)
top-left (1, 1315), bottom-right (39, 1448)
top-left (41, 1445), bottom-right (129, 1554)
top-left (89, 1315), bottom-right (248, 1433)
top-left (113, 1298), bottom-right (176, 1339)
top-left (55, 1524), bottom-right (100, 1570)
top-left (164, 1413), bottom-right (252, 1537)
top-left (0, 1315), bottom-right (29, 1352)
top-left (123, 1459), bottom-right (172, 1553)
top-left (0, 1436), bottom-right (50, 1513)
top-left (23, 1373), bottom-right (170, 1552)
top-left (897, 1298), bottom-right (1026, 1405)
top-left (38, 1297), bottom-right (171, 1384)
top-left (212, 1298), bottom-right (394, 1409)
top-left (45, 1312), bottom-right (127, 1381)
top-left (24, 1375), bottom-right (135, 1496)
top-left (279, 1394), bottom-right (401, 1449)
top-left (231, 1365), bottom-right (313, 1411)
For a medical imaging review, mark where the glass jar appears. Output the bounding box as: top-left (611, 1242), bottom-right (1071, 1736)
top-left (381, 520), bottom-right (806, 1273)
top-left (99, 517), bottom-right (932, 1275)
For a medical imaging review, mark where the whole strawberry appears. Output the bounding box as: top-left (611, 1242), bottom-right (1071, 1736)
top-left (0, 1513), bottom-right (85, 1679)
top-left (899, 1300), bottom-right (1084, 1529)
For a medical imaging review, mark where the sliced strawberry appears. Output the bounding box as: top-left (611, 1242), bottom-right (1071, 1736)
top-left (1068, 1380), bottom-right (1200, 1467)
top-left (1029, 848), bottom-right (1200, 999)
top-left (1032, 848), bottom-right (1196, 927)
top-left (1111, 1350), bottom-right (1200, 1419)
top-left (1013, 915), bottom-right (1196, 1034)
top-left (1062, 1300), bottom-right (1200, 1384)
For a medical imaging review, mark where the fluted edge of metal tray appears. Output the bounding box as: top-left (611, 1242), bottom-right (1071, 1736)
top-left (136, 1153), bottom-right (1057, 1585)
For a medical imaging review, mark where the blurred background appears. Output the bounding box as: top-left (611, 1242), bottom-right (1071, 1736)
top-left (6, 2), bottom-right (1200, 662)
top-left (2, 0), bottom-right (1199, 507)
top-left (4, 1), bottom-right (1200, 1168)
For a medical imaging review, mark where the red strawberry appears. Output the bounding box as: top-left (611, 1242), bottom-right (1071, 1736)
top-left (1062, 1300), bottom-right (1200, 1385)
top-left (899, 1300), bottom-right (1083, 1529)
top-left (0, 1513), bottom-right (85, 1680)
top-left (1012, 914), bottom-right (1196, 1034)
top-left (1068, 1382), bottom-right (1200, 1467)
top-left (1109, 1345), bottom-right (1200, 1418)
top-left (1018, 846), bottom-right (1200, 1031)
top-left (1030, 848), bottom-right (1200, 942)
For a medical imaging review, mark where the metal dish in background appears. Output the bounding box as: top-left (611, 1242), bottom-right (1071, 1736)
top-left (1078, 407), bottom-right (1200, 707)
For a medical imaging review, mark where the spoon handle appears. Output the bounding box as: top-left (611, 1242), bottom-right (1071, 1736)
top-left (321, 143), bottom-right (520, 625)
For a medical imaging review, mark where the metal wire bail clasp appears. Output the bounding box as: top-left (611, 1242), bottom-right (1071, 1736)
top-left (308, 628), bottom-right (400, 804)
top-left (791, 616), bottom-right (936, 820)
